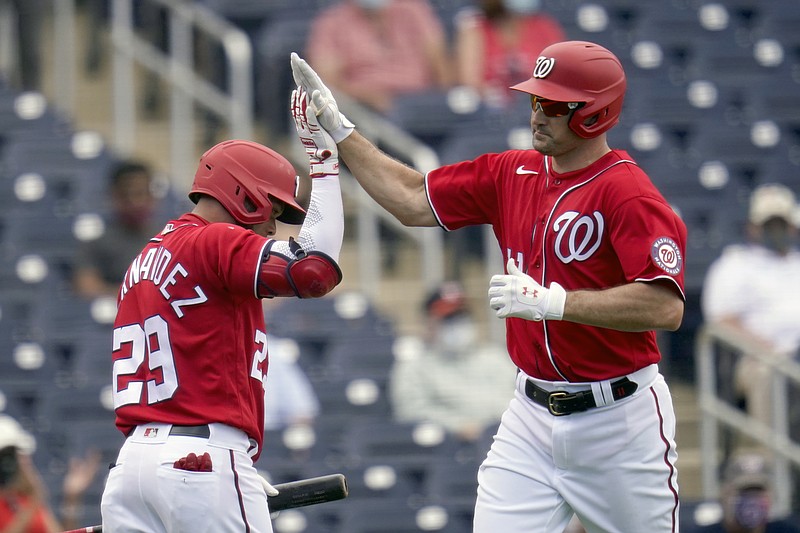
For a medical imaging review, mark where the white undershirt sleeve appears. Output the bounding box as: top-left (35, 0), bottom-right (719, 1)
top-left (270, 175), bottom-right (344, 261)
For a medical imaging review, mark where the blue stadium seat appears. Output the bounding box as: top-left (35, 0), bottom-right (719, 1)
top-left (340, 419), bottom-right (458, 488)
top-left (310, 374), bottom-right (392, 420)
top-left (422, 455), bottom-right (480, 509)
top-left (336, 498), bottom-right (466, 533)
top-left (386, 90), bottom-right (488, 152)
top-left (322, 333), bottom-right (396, 381)
top-left (332, 462), bottom-right (418, 504)
top-left (265, 292), bottom-right (394, 369)
top-left (0, 135), bottom-right (114, 213)
top-left (271, 505), bottom-right (338, 533)
top-left (668, 189), bottom-right (745, 292)
top-left (255, 14), bottom-right (313, 136)
top-left (438, 124), bottom-right (516, 165)
top-left (69, 325), bottom-right (113, 388)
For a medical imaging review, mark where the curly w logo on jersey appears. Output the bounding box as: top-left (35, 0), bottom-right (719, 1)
top-left (553, 210), bottom-right (604, 263)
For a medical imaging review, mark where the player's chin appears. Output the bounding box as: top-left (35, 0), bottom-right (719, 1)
top-left (532, 134), bottom-right (552, 154)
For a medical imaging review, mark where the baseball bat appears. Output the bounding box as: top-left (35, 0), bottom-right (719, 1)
top-left (60, 473), bottom-right (349, 533)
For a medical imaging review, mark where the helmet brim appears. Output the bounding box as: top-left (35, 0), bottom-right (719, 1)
top-left (509, 78), bottom-right (590, 104)
top-left (277, 204), bottom-right (306, 225)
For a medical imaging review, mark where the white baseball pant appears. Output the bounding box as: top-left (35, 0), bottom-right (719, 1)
top-left (473, 364), bottom-right (680, 533)
top-left (101, 423), bottom-right (273, 533)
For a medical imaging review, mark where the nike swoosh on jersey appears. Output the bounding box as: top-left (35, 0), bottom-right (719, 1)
top-left (516, 165), bottom-right (538, 175)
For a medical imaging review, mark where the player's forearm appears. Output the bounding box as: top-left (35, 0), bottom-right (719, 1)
top-left (295, 176), bottom-right (344, 261)
top-left (562, 281), bottom-right (684, 332)
top-left (338, 132), bottom-right (437, 227)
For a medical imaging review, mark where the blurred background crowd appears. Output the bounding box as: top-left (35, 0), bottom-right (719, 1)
top-left (0, 0), bottom-right (799, 531)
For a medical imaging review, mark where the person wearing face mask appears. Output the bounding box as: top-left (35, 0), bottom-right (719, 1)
top-left (388, 282), bottom-right (516, 442)
top-left (454, 0), bottom-right (565, 109)
top-left (702, 183), bottom-right (800, 431)
top-left (304, 0), bottom-right (452, 114)
top-left (686, 452), bottom-right (800, 533)
top-left (72, 160), bottom-right (169, 299)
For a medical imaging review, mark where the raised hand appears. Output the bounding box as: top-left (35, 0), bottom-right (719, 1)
top-left (291, 86), bottom-right (339, 178)
top-left (290, 52), bottom-right (354, 143)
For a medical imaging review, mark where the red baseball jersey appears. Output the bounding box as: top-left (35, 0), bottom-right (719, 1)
top-left (112, 213), bottom-right (270, 458)
top-left (426, 149), bottom-right (687, 382)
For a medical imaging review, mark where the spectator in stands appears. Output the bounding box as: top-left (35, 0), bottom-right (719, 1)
top-left (72, 160), bottom-right (164, 299)
top-left (305, 0), bottom-right (452, 114)
top-left (3, 0), bottom-right (44, 91)
top-left (454, 0), bottom-right (565, 109)
top-left (685, 451), bottom-right (800, 533)
top-left (0, 414), bottom-right (101, 532)
top-left (389, 281), bottom-right (516, 441)
top-left (263, 334), bottom-right (320, 431)
top-left (701, 183), bottom-right (800, 429)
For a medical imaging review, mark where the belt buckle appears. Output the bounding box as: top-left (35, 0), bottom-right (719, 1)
top-left (547, 391), bottom-right (570, 416)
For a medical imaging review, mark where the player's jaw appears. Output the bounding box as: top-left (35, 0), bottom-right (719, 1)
top-left (531, 114), bottom-right (576, 157)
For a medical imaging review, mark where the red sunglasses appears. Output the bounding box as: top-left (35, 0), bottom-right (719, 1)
top-left (530, 95), bottom-right (582, 117)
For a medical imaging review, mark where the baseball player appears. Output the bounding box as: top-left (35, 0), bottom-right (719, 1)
top-left (290, 40), bottom-right (686, 532)
top-left (100, 88), bottom-right (343, 533)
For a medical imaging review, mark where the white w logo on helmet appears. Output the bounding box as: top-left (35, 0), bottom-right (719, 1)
top-left (533, 56), bottom-right (556, 78)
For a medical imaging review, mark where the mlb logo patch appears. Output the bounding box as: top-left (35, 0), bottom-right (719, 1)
top-left (143, 428), bottom-right (159, 438)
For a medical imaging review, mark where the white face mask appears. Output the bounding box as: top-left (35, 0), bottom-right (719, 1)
top-left (434, 317), bottom-right (477, 356)
top-left (502, 0), bottom-right (541, 15)
top-left (355, 0), bottom-right (390, 10)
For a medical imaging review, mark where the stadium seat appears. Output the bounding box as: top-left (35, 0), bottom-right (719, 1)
top-left (386, 90), bottom-right (488, 152)
top-left (438, 124), bottom-right (516, 165)
top-left (271, 505), bottom-right (338, 533)
top-left (333, 462), bottom-right (419, 504)
top-left (69, 325), bottom-right (113, 388)
top-left (265, 292), bottom-right (394, 372)
top-left (0, 135), bottom-right (114, 213)
top-left (669, 189), bottom-right (745, 292)
top-left (336, 498), bottom-right (466, 533)
top-left (322, 333), bottom-right (396, 381)
top-left (310, 374), bottom-right (392, 420)
top-left (340, 419), bottom-right (458, 489)
top-left (255, 14), bottom-right (313, 136)
top-left (0, 90), bottom-right (71, 145)
top-left (422, 455), bottom-right (480, 509)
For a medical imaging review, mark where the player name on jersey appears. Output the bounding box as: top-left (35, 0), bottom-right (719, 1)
top-left (119, 241), bottom-right (208, 318)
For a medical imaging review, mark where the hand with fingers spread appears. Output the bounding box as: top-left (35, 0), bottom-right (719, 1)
top-left (488, 258), bottom-right (566, 321)
top-left (291, 86), bottom-right (338, 178)
top-left (290, 52), bottom-right (354, 143)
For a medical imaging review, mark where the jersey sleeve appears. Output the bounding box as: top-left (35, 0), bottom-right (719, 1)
top-left (195, 223), bottom-right (269, 300)
top-left (425, 153), bottom-right (503, 230)
top-left (608, 195), bottom-right (688, 299)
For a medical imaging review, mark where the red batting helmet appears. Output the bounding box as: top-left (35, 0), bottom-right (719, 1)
top-left (189, 140), bottom-right (306, 225)
top-left (510, 40), bottom-right (627, 138)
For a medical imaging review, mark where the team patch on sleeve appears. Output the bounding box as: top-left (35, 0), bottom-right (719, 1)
top-left (651, 237), bottom-right (683, 275)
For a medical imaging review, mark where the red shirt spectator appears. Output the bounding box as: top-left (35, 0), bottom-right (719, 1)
top-left (455, 0), bottom-right (565, 107)
top-left (306, 0), bottom-right (452, 113)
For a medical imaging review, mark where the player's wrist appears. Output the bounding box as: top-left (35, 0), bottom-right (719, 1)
top-left (309, 158), bottom-right (339, 178)
top-left (544, 282), bottom-right (566, 321)
top-left (328, 113), bottom-right (354, 143)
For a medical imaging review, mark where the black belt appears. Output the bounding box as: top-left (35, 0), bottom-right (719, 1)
top-left (525, 378), bottom-right (638, 416)
top-left (169, 425), bottom-right (211, 438)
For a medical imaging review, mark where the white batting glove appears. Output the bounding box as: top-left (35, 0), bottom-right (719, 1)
top-left (291, 86), bottom-right (338, 178)
top-left (488, 259), bottom-right (566, 321)
top-left (259, 473), bottom-right (280, 497)
top-left (290, 52), bottom-right (355, 143)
